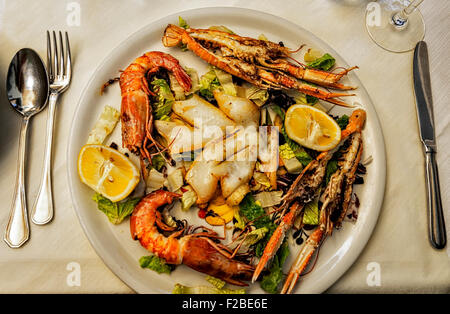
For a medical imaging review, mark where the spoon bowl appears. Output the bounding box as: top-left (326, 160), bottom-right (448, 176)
top-left (4, 48), bottom-right (49, 248)
top-left (7, 48), bottom-right (49, 116)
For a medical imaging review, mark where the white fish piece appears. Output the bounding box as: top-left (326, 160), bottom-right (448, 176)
top-left (185, 128), bottom-right (256, 204)
top-left (185, 137), bottom-right (223, 204)
top-left (213, 90), bottom-right (260, 127)
top-left (172, 94), bottom-right (235, 129)
top-left (217, 146), bottom-right (256, 198)
top-left (155, 119), bottom-right (222, 153)
top-left (154, 120), bottom-right (196, 153)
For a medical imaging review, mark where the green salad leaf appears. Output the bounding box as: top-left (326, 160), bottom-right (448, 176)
top-left (205, 276), bottom-right (226, 289)
top-left (213, 67), bottom-right (237, 96)
top-left (199, 68), bottom-right (221, 101)
top-left (306, 94), bottom-right (319, 105)
top-left (178, 16), bottom-right (189, 29)
top-left (233, 206), bottom-right (246, 229)
top-left (243, 84), bottom-right (269, 106)
top-left (335, 114), bottom-right (349, 130)
top-left (139, 255), bottom-right (174, 274)
top-left (229, 227), bottom-right (268, 254)
top-left (260, 239), bottom-right (290, 293)
top-left (325, 159), bottom-right (338, 185)
top-left (92, 193), bottom-right (141, 224)
top-left (307, 53), bottom-right (336, 71)
top-left (151, 78), bottom-right (175, 119)
top-left (151, 154), bottom-right (166, 171)
top-left (173, 284), bottom-right (245, 294)
top-left (303, 193), bottom-right (320, 225)
top-left (173, 276), bottom-right (245, 294)
top-left (239, 194), bottom-right (277, 257)
top-left (178, 17), bottom-right (189, 51)
top-left (181, 186), bottom-right (197, 211)
top-left (199, 66), bottom-right (237, 101)
top-left (239, 194), bottom-right (271, 229)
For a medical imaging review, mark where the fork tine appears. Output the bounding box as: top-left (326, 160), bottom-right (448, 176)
top-left (46, 31), bottom-right (53, 80)
top-left (65, 32), bottom-right (72, 79)
top-left (52, 31), bottom-right (58, 77)
top-left (58, 31), bottom-right (65, 77)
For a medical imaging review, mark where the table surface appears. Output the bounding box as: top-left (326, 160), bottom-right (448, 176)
top-left (0, 0), bottom-right (449, 293)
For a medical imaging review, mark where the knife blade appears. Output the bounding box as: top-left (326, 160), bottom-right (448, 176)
top-left (413, 41), bottom-right (446, 249)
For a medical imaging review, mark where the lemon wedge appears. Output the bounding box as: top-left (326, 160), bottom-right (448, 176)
top-left (285, 104), bottom-right (341, 151)
top-left (78, 144), bottom-right (140, 202)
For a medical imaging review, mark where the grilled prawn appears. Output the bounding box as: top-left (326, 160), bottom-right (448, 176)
top-left (130, 190), bottom-right (254, 286)
top-left (163, 24), bottom-right (356, 107)
top-left (120, 51), bottom-right (191, 156)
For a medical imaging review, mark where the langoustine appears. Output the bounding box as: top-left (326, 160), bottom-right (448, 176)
top-left (162, 24), bottom-right (357, 107)
top-left (280, 109), bottom-right (366, 294)
top-left (251, 109), bottom-right (366, 288)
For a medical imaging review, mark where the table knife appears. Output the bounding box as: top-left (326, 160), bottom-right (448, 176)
top-left (413, 41), bottom-right (446, 249)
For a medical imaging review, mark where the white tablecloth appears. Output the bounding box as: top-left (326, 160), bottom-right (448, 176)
top-left (0, 0), bottom-right (448, 293)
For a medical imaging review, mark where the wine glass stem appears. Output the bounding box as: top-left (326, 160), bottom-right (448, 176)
top-left (392, 0), bottom-right (425, 28)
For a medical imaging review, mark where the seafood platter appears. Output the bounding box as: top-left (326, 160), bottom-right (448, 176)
top-left (68, 8), bottom-right (385, 294)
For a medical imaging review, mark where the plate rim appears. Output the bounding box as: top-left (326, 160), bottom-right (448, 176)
top-left (67, 6), bottom-right (386, 294)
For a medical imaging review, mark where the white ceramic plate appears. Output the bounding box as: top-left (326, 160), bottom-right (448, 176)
top-left (67, 7), bottom-right (386, 294)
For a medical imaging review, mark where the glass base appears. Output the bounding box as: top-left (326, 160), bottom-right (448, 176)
top-left (365, 3), bottom-right (425, 53)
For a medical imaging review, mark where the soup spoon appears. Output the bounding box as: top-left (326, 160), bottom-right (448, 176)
top-left (4, 48), bottom-right (49, 248)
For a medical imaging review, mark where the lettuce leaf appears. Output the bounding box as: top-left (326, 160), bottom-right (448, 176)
top-left (233, 206), bottom-right (246, 229)
top-left (178, 16), bottom-right (189, 29)
top-left (335, 114), bottom-right (349, 130)
top-left (139, 255), bottom-right (173, 274)
top-left (239, 194), bottom-right (271, 229)
top-left (205, 276), bottom-right (226, 289)
top-left (213, 67), bottom-right (237, 96)
top-left (325, 159), bottom-right (338, 185)
top-left (229, 227), bottom-right (268, 254)
top-left (199, 69), bottom-right (221, 101)
top-left (173, 275), bottom-right (245, 294)
top-left (92, 193), bottom-right (141, 224)
top-left (260, 239), bottom-right (290, 293)
top-left (307, 53), bottom-right (335, 71)
top-left (151, 78), bottom-right (175, 119)
top-left (173, 284), bottom-right (245, 294)
top-left (150, 154), bottom-right (166, 172)
top-left (303, 194), bottom-right (320, 225)
top-left (239, 194), bottom-right (277, 257)
top-left (239, 193), bottom-right (277, 257)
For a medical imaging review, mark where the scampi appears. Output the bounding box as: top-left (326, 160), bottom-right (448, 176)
top-left (163, 24), bottom-right (357, 107)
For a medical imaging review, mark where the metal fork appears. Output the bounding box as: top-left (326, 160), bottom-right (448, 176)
top-left (31, 31), bottom-right (72, 225)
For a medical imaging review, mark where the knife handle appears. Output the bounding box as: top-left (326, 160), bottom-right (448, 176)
top-left (424, 150), bottom-right (446, 249)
